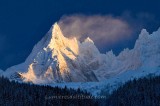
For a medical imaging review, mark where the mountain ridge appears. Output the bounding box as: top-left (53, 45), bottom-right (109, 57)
top-left (1, 23), bottom-right (160, 86)
top-left (3, 23), bottom-right (99, 83)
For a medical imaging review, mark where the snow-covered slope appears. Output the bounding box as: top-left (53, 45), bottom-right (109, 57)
top-left (49, 27), bottom-right (160, 95)
top-left (4, 23), bottom-right (99, 83)
top-left (2, 22), bottom-right (160, 88)
top-left (51, 66), bottom-right (160, 96)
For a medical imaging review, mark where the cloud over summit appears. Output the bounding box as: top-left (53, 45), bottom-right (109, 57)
top-left (58, 14), bottom-right (133, 47)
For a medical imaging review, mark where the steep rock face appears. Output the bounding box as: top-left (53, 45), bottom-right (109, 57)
top-left (134, 29), bottom-right (160, 67)
top-left (94, 28), bottom-right (160, 80)
top-left (4, 23), bottom-right (99, 83)
top-left (3, 22), bottom-right (160, 84)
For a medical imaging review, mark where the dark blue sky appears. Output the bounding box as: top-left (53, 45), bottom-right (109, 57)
top-left (0, 0), bottom-right (160, 70)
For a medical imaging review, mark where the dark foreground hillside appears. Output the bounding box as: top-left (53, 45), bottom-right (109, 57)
top-left (106, 76), bottom-right (160, 106)
top-left (1, 75), bottom-right (160, 106)
top-left (0, 76), bottom-right (98, 106)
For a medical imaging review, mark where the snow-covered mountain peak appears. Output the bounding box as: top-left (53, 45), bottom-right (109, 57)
top-left (46, 22), bottom-right (66, 50)
top-left (84, 37), bottom-right (94, 44)
top-left (138, 29), bottom-right (149, 40)
top-left (3, 22), bottom-right (160, 85)
top-left (51, 22), bottom-right (64, 39)
top-left (4, 22), bottom-right (99, 83)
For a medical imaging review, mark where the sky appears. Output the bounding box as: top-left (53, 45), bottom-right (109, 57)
top-left (0, 0), bottom-right (160, 70)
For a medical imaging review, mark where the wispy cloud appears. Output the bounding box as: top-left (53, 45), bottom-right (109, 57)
top-left (58, 14), bottom-right (132, 45)
top-left (58, 13), bottom-right (156, 50)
